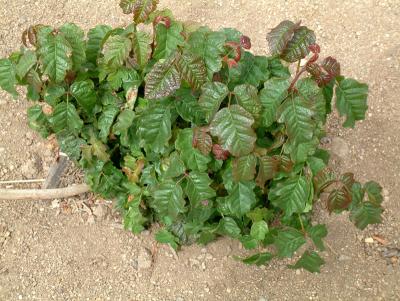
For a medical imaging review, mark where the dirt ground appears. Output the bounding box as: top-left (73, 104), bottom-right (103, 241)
top-left (0, 0), bottom-right (399, 300)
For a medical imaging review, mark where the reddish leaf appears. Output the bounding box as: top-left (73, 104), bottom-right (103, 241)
top-left (321, 56), bottom-right (340, 77)
top-left (240, 35), bottom-right (251, 50)
top-left (192, 127), bottom-right (213, 155)
top-left (212, 144), bottom-right (230, 160)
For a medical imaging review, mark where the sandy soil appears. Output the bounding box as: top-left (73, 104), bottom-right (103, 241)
top-left (0, 0), bottom-right (399, 300)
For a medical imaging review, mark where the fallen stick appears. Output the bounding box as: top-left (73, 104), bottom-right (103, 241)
top-left (0, 184), bottom-right (90, 200)
top-left (0, 179), bottom-right (46, 184)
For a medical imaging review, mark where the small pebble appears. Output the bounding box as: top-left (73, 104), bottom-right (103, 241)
top-left (364, 237), bottom-right (374, 243)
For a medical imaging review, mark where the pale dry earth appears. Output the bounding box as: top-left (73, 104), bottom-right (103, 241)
top-left (0, 0), bottom-right (399, 300)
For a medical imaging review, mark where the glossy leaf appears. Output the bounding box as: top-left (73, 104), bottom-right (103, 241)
top-left (38, 31), bottom-right (72, 83)
top-left (49, 102), bottom-right (83, 135)
top-left (350, 202), bottom-right (383, 230)
top-left (155, 229), bottom-right (179, 250)
top-left (269, 176), bottom-right (310, 216)
top-left (98, 105), bottom-right (119, 142)
top-left (267, 20), bottom-right (298, 55)
top-left (102, 35), bottom-right (132, 69)
top-left (225, 181), bottom-right (257, 217)
top-left (210, 105), bottom-right (256, 157)
top-left (153, 22), bottom-right (184, 60)
top-left (229, 52), bottom-right (270, 87)
top-left (16, 50), bottom-right (36, 79)
top-left (275, 228), bottom-right (306, 258)
top-left (187, 27), bottom-right (226, 78)
top-left (335, 77), bottom-right (368, 128)
top-left (132, 30), bottom-right (151, 68)
top-left (232, 154), bottom-right (257, 182)
top-left (198, 82), bottom-right (229, 122)
top-left (0, 58), bottom-right (18, 97)
top-left (289, 251), bottom-right (324, 273)
top-left (86, 25), bottom-right (112, 64)
top-left (259, 78), bottom-right (290, 127)
top-left (70, 80), bottom-right (97, 114)
top-left (144, 54), bottom-right (181, 99)
top-left (175, 51), bottom-right (207, 90)
top-left (281, 26), bottom-right (316, 63)
top-left (233, 84), bottom-right (262, 120)
top-left (137, 103), bottom-right (172, 153)
top-left (242, 252), bottom-right (273, 266)
top-left (185, 171), bottom-right (216, 207)
top-left (151, 179), bottom-right (185, 224)
top-left (307, 224), bottom-right (327, 251)
top-left (59, 23), bottom-right (86, 70)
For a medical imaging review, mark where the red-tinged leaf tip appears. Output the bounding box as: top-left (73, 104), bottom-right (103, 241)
top-left (225, 41), bottom-right (242, 62)
top-left (212, 144), bottom-right (230, 160)
top-left (240, 35), bottom-right (251, 49)
top-left (308, 43), bottom-right (320, 54)
top-left (321, 56), bottom-right (340, 77)
top-left (223, 56), bottom-right (238, 68)
top-left (154, 16), bottom-right (171, 28)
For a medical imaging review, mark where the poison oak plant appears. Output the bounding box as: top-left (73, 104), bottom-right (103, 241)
top-left (0, 0), bottom-right (384, 272)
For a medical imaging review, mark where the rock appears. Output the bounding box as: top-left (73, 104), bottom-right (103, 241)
top-left (338, 255), bottom-right (351, 261)
top-left (175, 297), bottom-right (184, 301)
top-left (258, 298), bottom-right (268, 301)
top-left (93, 204), bottom-right (108, 219)
top-left (331, 137), bottom-right (350, 159)
top-left (364, 237), bottom-right (374, 243)
top-left (21, 160), bottom-right (39, 178)
top-left (51, 199), bottom-right (60, 209)
top-left (86, 215), bottom-right (95, 225)
top-left (137, 248), bottom-right (153, 270)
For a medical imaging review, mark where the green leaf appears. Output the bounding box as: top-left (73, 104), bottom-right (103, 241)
top-left (275, 228), bottom-right (306, 258)
top-left (210, 105), bottom-right (256, 157)
top-left (198, 82), bottom-right (229, 123)
top-left (187, 27), bottom-right (226, 78)
top-left (27, 105), bottom-right (49, 138)
top-left (296, 78), bottom-right (326, 123)
top-left (322, 80), bottom-right (334, 114)
top-left (43, 86), bottom-right (65, 106)
top-left (151, 179), bottom-right (186, 224)
top-left (163, 151), bottom-right (185, 178)
top-left (16, 50), bottom-right (37, 79)
top-left (225, 181), bottom-right (257, 217)
top-left (217, 217), bottom-right (241, 238)
top-left (364, 181), bottom-right (383, 206)
top-left (98, 105), bottom-right (119, 142)
top-left (350, 202), bottom-right (383, 230)
top-left (267, 57), bottom-right (291, 78)
top-left (59, 23), bottom-right (86, 70)
top-left (153, 22), bottom-right (184, 60)
top-left (250, 220), bottom-right (269, 241)
top-left (233, 84), bottom-right (262, 120)
top-left (102, 35), bottom-right (132, 69)
top-left (86, 25), bottom-right (112, 64)
top-left (70, 80), bottom-right (97, 114)
top-left (259, 78), bottom-right (290, 127)
top-left (124, 205), bottom-right (147, 233)
top-left (267, 20), bottom-right (298, 55)
top-left (138, 103), bottom-right (172, 153)
top-left (144, 54), bottom-right (181, 99)
top-left (155, 229), bottom-right (179, 250)
top-left (229, 52), bottom-right (270, 87)
top-left (246, 207), bottom-right (273, 223)
top-left (38, 31), bottom-right (72, 83)
top-left (175, 51), bottom-right (207, 90)
top-left (175, 128), bottom-right (211, 172)
top-left (278, 95), bottom-right (315, 145)
top-left (49, 102), bottom-right (83, 135)
top-left (131, 30), bottom-right (151, 68)
top-left (281, 26), bottom-right (316, 63)
top-left (239, 235), bottom-right (258, 250)
top-left (335, 77), bottom-right (368, 128)
top-left (185, 171), bottom-right (216, 207)
top-left (232, 154), bottom-right (257, 181)
top-left (112, 109), bottom-right (135, 135)
top-left (57, 133), bottom-right (85, 161)
top-left (289, 251), bottom-right (324, 273)
top-left (307, 224), bottom-right (327, 251)
top-left (174, 87), bottom-right (205, 124)
top-left (256, 156), bottom-right (280, 187)
top-left (269, 176), bottom-right (310, 216)
top-left (0, 58), bottom-right (18, 98)
top-left (242, 252), bottom-right (273, 266)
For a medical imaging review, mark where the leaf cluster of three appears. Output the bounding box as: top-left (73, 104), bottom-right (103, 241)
top-left (0, 0), bottom-right (384, 273)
